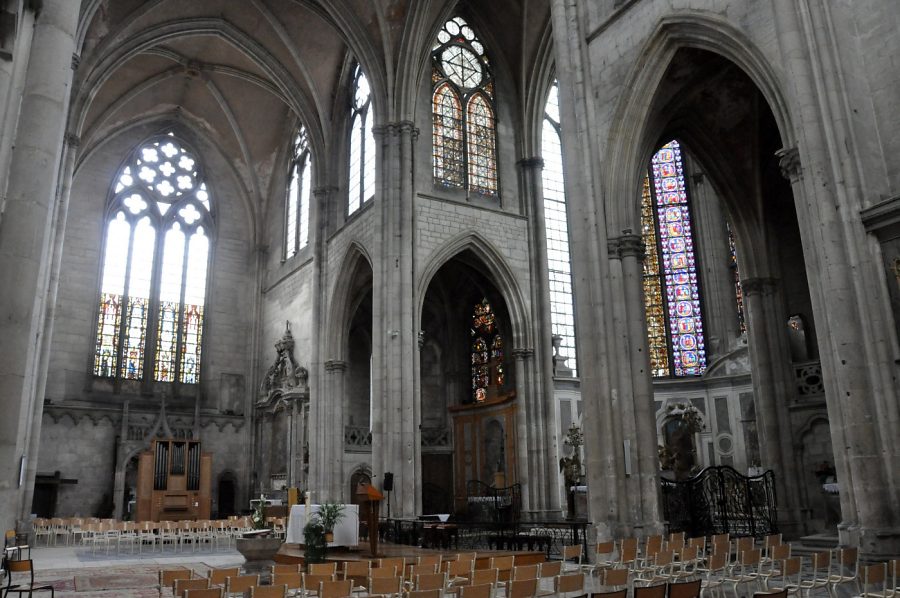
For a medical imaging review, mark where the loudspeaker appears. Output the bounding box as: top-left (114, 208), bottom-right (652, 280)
top-left (383, 472), bottom-right (394, 492)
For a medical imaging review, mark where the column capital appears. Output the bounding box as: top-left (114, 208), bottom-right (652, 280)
top-left (517, 156), bottom-right (544, 170)
top-left (775, 146), bottom-right (802, 182)
top-left (64, 133), bottom-right (80, 148)
top-left (511, 348), bottom-right (534, 360)
top-left (373, 121), bottom-right (419, 140)
top-left (312, 185), bottom-right (338, 198)
top-left (607, 233), bottom-right (645, 260)
top-left (324, 359), bottom-right (347, 372)
top-left (71, 53), bottom-right (80, 71)
top-left (741, 277), bottom-right (780, 297)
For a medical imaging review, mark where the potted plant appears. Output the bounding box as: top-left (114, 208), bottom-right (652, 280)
top-left (303, 519), bottom-right (327, 564)
top-left (315, 502), bottom-right (345, 544)
top-left (558, 424), bottom-right (585, 520)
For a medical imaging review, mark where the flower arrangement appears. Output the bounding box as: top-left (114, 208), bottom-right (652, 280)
top-left (251, 493), bottom-right (268, 530)
top-left (558, 424), bottom-right (584, 486)
top-left (665, 403), bottom-right (704, 434)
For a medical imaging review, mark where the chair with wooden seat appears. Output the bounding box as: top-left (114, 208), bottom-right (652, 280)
top-left (671, 545), bottom-right (701, 581)
top-left (446, 560), bottom-right (474, 587)
top-left (455, 553), bottom-right (477, 563)
top-left (512, 565), bottom-right (539, 582)
top-left (208, 567), bottom-right (241, 587)
top-left (827, 547), bottom-right (860, 598)
top-left (273, 572), bottom-right (303, 597)
top-left (250, 585), bottom-right (288, 598)
top-left (634, 582), bottom-right (667, 598)
top-left (600, 567), bottom-right (630, 592)
top-left (640, 536), bottom-right (664, 568)
top-left (364, 575), bottom-right (402, 598)
top-left (418, 555), bottom-right (443, 570)
top-left (798, 551), bottom-right (832, 598)
top-left (667, 579), bottom-right (702, 598)
top-left (584, 541), bottom-right (617, 580)
top-left (378, 559), bottom-right (406, 574)
top-left (274, 564), bottom-right (303, 575)
top-left (303, 574), bottom-right (336, 598)
top-left (562, 544), bottom-right (585, 574)
top-left (554, 573), bottom-right (586, 598)
top-left (319, 579), bottom-right (353, 598)
top-left (764, 557), bottom-right (801, 596)
top-left (460, 584), bottom-right (492, 598)
top-left (723, 549), bottom-right (762, 597)
top-left (537, 561), bottom-right (561, 594)
top-left (411, 572), bottom-right (447, 593)
top-left (489, 556), bottom-right (515, 585)
top-left (161, 569), bottom-right (194, 588)
top-left (634, 549), bottom-right (675, 585)
top-left (369, 567), bottom-right (398, 579)
top-left (668, 532), bottom-right (686, 551)
top-left (854, 563), bottom-right (887, 598)
top-left (175, 578), bottom-right (211, 597)
top-left (699, 551), bottom-right (728, 598)
top-left (406, 564), bottom-right (439, 582)
top-left (3, 559), bottom-right (54, 597)
top-left (758, 546), bottom-right (792, 589)
top-left (883, 559), bottom-right (900, 598)
top-left (185, 589), bottom-right (225, 598)
top-left (619, 538), bottom-right (639, 570)
top-left (344, 560), bottom-right (372, 584)
top-left (507, 578), bottom-right (538, 598)
top-left (310, 563), bottom-right (338, 576)
top-left (226, 574), bottom-right (260, 597)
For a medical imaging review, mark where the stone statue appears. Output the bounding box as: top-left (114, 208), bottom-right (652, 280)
top-left (260, 321), bottom-right (308, 398)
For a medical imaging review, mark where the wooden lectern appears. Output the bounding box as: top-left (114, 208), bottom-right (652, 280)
top-left (355, 483), bottom-right (383, 557)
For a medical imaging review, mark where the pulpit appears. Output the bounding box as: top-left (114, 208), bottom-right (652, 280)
top-left (355, 483), bottom-right (383, 557)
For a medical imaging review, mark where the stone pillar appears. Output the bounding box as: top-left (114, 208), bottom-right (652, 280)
top-left (113, 402), bottom-right (130, 521)
top-left (322, 360), bottom-right (346, 502)
top-left (0, 6), bottom-right (36, 206)
top-left (740, 276), bottom-right (804, 533)
top-left (0, 0), bottom-right (79, 533)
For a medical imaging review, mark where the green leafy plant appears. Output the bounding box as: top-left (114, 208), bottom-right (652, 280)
top-left (251, 493), bottom-right (268, 530)
top-left (315, 502), bottom-right (346, 532)
top-left (558, 424), bottom-right (584, 487)
top-left (303, 519), bottom-right (327, 564)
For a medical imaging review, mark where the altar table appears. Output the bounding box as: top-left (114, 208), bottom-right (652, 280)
top-left (285, 504), bottom-right (359, 547)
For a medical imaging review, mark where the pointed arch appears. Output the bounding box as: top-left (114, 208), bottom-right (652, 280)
top-left (325, 242), bottom-right (375, 360)
top-left (417, 232), bottom-right (531, 350)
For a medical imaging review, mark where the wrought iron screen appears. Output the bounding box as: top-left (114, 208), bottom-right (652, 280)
top-left (465, 480), bottom-right (522, 523)
top-left (661, 466), bottom-right (778, 538)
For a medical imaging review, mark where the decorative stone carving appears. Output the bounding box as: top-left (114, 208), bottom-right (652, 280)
top-left (775, 147), bottom-right (801, 182)
top-left (259, 321), bottom-right (308, 401)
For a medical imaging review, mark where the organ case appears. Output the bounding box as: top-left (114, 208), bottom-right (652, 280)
top-left (136, 439), bottom-right (211, 521)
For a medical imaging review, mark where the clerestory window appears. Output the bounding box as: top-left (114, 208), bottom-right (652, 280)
top-left (94, 133), bottom-right (213, 384)
top-left (285, 126), bottom-right (311, 259)
top-left (348, 63), bottom-right (376, 215)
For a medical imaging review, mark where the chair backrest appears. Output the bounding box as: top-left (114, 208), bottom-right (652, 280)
top-left (889, 559), bottom-right (900, 591)
top-left (735, 537), bottom-right (754, 555)
top-left (343, 560), bottom-right (371, 579)
top-left (460, 583), bottom-right (493, 598)
top-left (770, 544), bottom-right (791, 561)
top-left (319, 579), bottom-right (353, 598)
top-left (175, 578), bottom-right (211, 597)
top-left (764, 534), bottom-right (782, 549)
top-left (379, 558), bottom-right (406, 571)
top-left (490, 555), bottom-right (515, 571)
top-left (555, 573), bottom-right (585, 595)
top-left (861, 562), bottom-right (887, 591)
top-left (711, 534), bottom-right (729, 554)
top-left (418, 555), bottom-right (442, 569)
top-left (273, 572), bottom-right (303, 590)
top-left (184, 589), bottom-right (224, 598)
top-left (688, 537), bottom-right (706, 552)
top-left (668, 532), bottom-right (685, 548)
top-left (273, 564), bottom-right (301, 574)
top-left (407, 564), bottom-right (439, 578)
top-left (251, 585), bottom-right (288, 598)
top-left (513, 565), bottom-right (539, 581)
top-left (563, 544), bottom-right (583, 563)
top-left (369, 566), bottom-right (398, 579)
top-left (678, 545), bottom-right (698, 563)
top-left (227, 575), bottom-right (260, 594)
top-left (446, 560), bottom-right (473, 578)
top-left (752, 591), bottom-right (787, 598)
top-left (161, 569), bottom-right (193, 586)
top-left (456, 552), bottom-right (477, 562)
top-left (740, 548), bottom-right (761, 567)
top-left (471, 568), bottom-right (498, 587)
top-left (368, 575), bottom-right (402, 594)
top-left (812, 551), bottom-right (832, 572)
top-left (634, 582), bottom-right (666, 598)
top-left (507, 578), bottom-right (538, 598)
top-left (780, 557), bottom-right (801, 578)
top-left (603, 567), bottom-right (629, 588)
top-left (654, 549), bottom-right (675, 567)
top-left (208, 567), bottom-right (240, 585)
top-left (619, 538), bottom-right (638, 563)
top-left (707, 551), bottom-right (727, 573)
top-left (539, 561), bottom-right (562, 578)
top-left (839, 547), bottom-right (858, 570)
top-left (667, 579), bottom-right (701, 598)
top-left (310, 562), bottom-right (338, 576)
top-left (645, 535), bottom-right (663, 557)
top-left (304, 573), bottom-right (335, 591)
top-left (596, 541), bottom-right (616, 558)
top-left (414, 572), bottom-right (446, 591)
top-left (591, 590), bottom-right (627, 598)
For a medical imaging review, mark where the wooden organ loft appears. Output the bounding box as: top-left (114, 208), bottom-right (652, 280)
top-left (136, 439), bottom-right (212, 521)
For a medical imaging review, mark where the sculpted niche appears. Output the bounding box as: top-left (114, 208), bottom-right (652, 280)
top-left (258, 322), bottom-right (309, 405)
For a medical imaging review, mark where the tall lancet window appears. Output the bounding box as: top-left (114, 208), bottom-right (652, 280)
top-left (94, 132), bottom-right (214, 384)
top-left (348, 63), bottom-right (375, 215)
top-left (641, 140), bottom-right (707, 377)
top-left (541, 80), bottom-right (577, 375)
top-left (432, 16), bottom-right (497, 196)
top-left (471, 299), bottom-right (504, 403)
top-left (285, 126), bottom-right (312, 259)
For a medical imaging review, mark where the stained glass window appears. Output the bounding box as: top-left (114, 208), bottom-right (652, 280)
top-left (642, 140), bottom-right (706, 377)
top-left (93, 133), bottom-right (214, 384)
top-left (349, 63), bottom-right (375, 215)
top-left (432, 16), bottom-right (497, 196)
top-left (727, 222), bottom-right (746, 334)
top-left (471, 299), bottom-right (504, 402)
top-left (285, 127), bottom-right (311, 259)
top-left (541, 80), bottom-right (577, 375)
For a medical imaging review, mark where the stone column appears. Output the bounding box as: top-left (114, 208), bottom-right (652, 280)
top-left (322, 360), bottom-right (346, 502)
top-left (0, 0), bottom-right (79, 533)
top-left (517, 156), bottom-right (561, 515)
top-left (740, 276), bottom-right (804, 533)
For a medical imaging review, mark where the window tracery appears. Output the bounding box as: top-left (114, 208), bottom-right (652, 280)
top-left (471, 299), bottom-right (504, 402)
top-left (432, 16), bottom-right (497, 196)
top-left (348, 63), bottom-right (375, 215)
top-left (285, 127), bottom-right (311, 258)
top-left (94, 133), bottom-right (213, 384)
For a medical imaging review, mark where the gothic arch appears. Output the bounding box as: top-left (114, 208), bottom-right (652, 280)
top-left (325, 242), bottom-right (375, 360)
top-left (417, 232), bottom-right (531, 349)
top-left (603, 12), bottom-right (796, 240)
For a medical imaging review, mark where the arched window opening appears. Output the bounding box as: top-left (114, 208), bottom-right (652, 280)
top-left (727, 222), bottom-right (746, 334)
top-left (471, 298), bottom-right (504, 402)
top-left (285, 126), bottom-right (311, 259)
top-left (641, 140), bottom-right (707, 377)
top-left (348, 63), bottom-right (375, 215)
top-left (541, 80), bottom-right (577, 375)
top-left (94, 133), bottom-right (214, 384)
top-left (432, 16), bottom-right (497, 196)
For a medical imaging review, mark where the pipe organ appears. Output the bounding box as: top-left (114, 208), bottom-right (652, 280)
top-left (136, 439), bottom-right (211, 521)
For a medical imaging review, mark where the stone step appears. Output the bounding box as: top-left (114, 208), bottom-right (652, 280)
top-left (792, 533), bottom-right (840, 556)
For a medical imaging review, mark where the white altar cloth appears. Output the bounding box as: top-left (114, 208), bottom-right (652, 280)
top-left (285, 504), bottom-right (359, 547)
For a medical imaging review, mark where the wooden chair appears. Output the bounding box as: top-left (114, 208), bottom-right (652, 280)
top-left (408, 591), bottom-right (441, 598)
top-left (640, 536), bottom-right (664, 567)
top-left (600, 567), bottom-right (630, 591)
top-left (854, 563), bottom-right (887, 598)
top-left (365, 575), bottom-right (402, 598)
top-left (512, 565), bottom-right (540, 581)
top-left (634, 583), bottom-right (667, 598)
top-left (369, 567), bottom-right (399, 579)
top-left (585, 541), bottom-right (617, 578)
top-left (758, 546), bottom-right (792, 588)
top-left (208, 567), bottom-right (241, 587)
top-left (310, 563), bottom-right (338, 576)
top-left (635, 549), bottom-right (675, 585)
top-left (538, 561), bottom-right (562, 593)
top-left (554, 573), bottom-right (585, 598)
top-left (185, 589), bottom-right (225, 598)
top-left (226, 574), bottom-right (260, 597)
top-left (379, 558), bottom-right (406, 573)
top-left (250, 585), bottom-right (288, 598)
top-left (319, 579), bottom-right (353, 598)
top-left (418, 555), bottom-right (443, 570)
top-left (827, 547), bottom-right (860, 598)
top-left (883, 559), bottom-right (900, 598)
top-left (175, 578), bottom-right (211, 597)
top-left (3, 559), bottom-right (55, 597)
top-left (723, 549), bottom-right (762, 597)
top-left (562, 544), bottom-right (585, 573)
top-left (273, 563), bottom-right (302, 575)
top-left (667, 579), bottom-right (702, 598)
top-left (456, 553), bottom-right (477, 563)
top-left (490, 556), bottom-right (516, 587)
top-left (672, 545), bottom-right (701, 581)
top-left (798, 551), bottom-right (832, 598)
top-left (273, 572), bottom-right (303, 597)
top-left (619, 538), bottom-right (639, 570)
top-left (765, 557), bottom-right (801, 596)
top-left (412, 572), bottom-right (447, 592)
top-left (303, 574), bottom-right (336, 597)
top-left (699, 550), bottom-right (728, 597)
top-left (343, 561), bottom-right (372, 592)
top-left (459, 584), bottom-right (492, 598)
top-left (590, 591), bottom-right (627, 598)
top-left (446, 560), bottom-right (474, 586)
top-left (407, 564), bottom-right (439, 581)
top-left (161, 569), bottom-right (194, 587)
top-left (507, 578), bottom-right (538, 598)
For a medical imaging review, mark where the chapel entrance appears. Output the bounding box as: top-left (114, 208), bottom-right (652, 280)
top-left (420, 251), bottom-right (517, 516)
